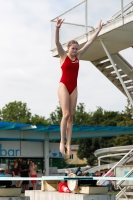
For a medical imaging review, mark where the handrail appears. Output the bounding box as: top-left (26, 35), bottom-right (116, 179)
top-left (51, 0), bottom-right (85, 22)
top-left (51, 0), bottom-right (133, 51)
top-left (98, 148), bottom-right (133, 185)
top-left (117, 167), bottom-right (133, 186)
top-left (53, 21), bottom-right (94, 30)
top-left (111, 1), bottom-right (133, 20)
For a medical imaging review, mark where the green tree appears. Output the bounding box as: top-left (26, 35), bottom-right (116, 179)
top-left (114, 135), bottom-right (133, 146)
top-left (77, 138), bottom-right (100, 166)
top-left (117, 99), bottom-right (133, 126)
top-left (47, 100), bottom-right (133, 166)
top-left (90, 107), bottom-right (104, 125)
top-left (101, 111), bottom-right (121, 126)
top-left (76, 107), bottom-right (122, 165)
top-left (48, 104), bottom-right (62, 124)
top-left (31, 115), bottom-right (49, 125)
top-left (0, 101), bottom-right (31, 123)
top-left (50, 158), bottom-right (67, 169)
top-left (74, 103), bottom-right (92, 125)
top-left (98, 137), bottom-right (115, 148)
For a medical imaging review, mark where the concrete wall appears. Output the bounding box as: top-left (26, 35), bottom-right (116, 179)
top-left (25, 191), bottom-right (115, 200)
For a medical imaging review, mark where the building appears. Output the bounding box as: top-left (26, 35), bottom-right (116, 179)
top-left (66, 145), bottom-right (87, 166)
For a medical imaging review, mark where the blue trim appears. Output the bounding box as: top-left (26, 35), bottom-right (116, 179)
top-left (0, 121), bottom-right (133, 132)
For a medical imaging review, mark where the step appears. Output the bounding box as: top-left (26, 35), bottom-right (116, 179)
top-left (125, 81), bottom-right (133, 87)
top-left (125, 192), bottom-right (133, 195)
top-left (97, 61), bottom-right (111, 69)
top-left (91, 51), bottom-right (133, 98)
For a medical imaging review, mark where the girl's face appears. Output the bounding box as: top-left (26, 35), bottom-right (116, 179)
top-left (68, 44), bottom-right (79, 56)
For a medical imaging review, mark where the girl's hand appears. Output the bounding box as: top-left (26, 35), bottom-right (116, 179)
top-left (98, 20), bottom-right (103, 32)
top-left (56, 19), bottom-right (65, 28)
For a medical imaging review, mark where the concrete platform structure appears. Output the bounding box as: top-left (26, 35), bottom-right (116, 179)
top-left (51, 0), bottom-right (133, 108)
top-left (0, 188), bottom-right (21, 197)
top-left (25, 190), bottom-right (115, 200)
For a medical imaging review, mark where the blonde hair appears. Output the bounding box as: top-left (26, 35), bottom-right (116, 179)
top-left (67, 40), bottom-right (79, 49)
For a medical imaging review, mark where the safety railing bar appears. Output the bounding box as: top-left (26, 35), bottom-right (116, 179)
top-left (99, 172), bottom-right (114, 186)
top-left (117, 167), bottom-right (133, 186)
top-left (114, 6), bottom-right (133, 20)
top-left (51, 21), bottom-right (94, 29)
top-left (116, 186), bottom-right (125, 198)
top-left (121, 153), bottom-right (133, 165)
top-left (50, 31), bottom-right (93, 51)
top-left (118, 185), bottom-right (128, 200)
top-left (116, 186), bottom-right (131, 199)
top-left (51, 0), bottom-right (86, 22)
top-left (98, 148), bottom-right (133, 184)
top-left (111, 1), bottom-right (133, 19)
top-left (112, 2), bottom-right (132, 19)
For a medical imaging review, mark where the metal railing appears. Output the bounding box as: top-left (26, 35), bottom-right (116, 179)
top-left (51, 0), bottom-right (133, 50)
top-left (111, 1), bottom-right (133, 20)
top-left (116, 167), bottom-right (133, 200)
top-left (97, 148), bottom-right (133, 186)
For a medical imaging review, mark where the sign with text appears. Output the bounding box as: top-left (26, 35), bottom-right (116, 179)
top-left (0, 141), bottom-right (62, 158)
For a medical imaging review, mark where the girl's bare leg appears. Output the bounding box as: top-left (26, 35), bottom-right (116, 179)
top-left (58, 83), bottom-right (70, 154)
top-left (66, 88), bottom-right (77, 156)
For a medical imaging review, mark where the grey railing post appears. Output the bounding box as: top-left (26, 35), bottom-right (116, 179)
top-left (121, 0), bottom-right (124, 24)
top-left (85, 0), bottom-right (88, 39)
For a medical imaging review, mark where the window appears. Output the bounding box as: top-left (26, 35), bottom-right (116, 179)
top-left (69, 154), bottom-right (74, 159)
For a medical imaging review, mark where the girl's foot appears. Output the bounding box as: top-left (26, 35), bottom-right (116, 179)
top-left (65, 144), bottom-right (72, 156)
top-left (60, 143), bottom-right (65, 155)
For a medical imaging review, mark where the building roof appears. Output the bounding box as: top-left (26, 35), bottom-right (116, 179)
top-left (0, 121), bottom-right (133, 132)
top-left (0, 122), bottom-right (133, 141)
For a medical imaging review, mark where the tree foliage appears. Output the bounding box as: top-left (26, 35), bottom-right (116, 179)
top-left (0, 101), bottom-right (31, 123)
top-left (1, 99), bottom-right (133, 166)
top-left (0, 101), bottom-right (49, 125)
top-left (48, 104), bottom-right (62, 124)
top-left (31, 114), bottom-right (49, 125)
top-left (47, 100), bottom-right (133, 165)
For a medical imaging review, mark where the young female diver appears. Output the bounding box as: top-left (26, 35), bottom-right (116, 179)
top-left (55, 19), bottom-right (103, 155)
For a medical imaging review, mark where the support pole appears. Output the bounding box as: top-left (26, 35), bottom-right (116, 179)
top-left (121, 0), bottom-right (124, 18)
top-left (98, 158), bottom-right (101, 166)
top-left (100, 40), bottom-right (133, 106)
top-left (85, 0), bottom-right (88, 39)
top-left (121, 0), bottom-right (124, 24)
top-left (44, 133), bottom-right (49, 176)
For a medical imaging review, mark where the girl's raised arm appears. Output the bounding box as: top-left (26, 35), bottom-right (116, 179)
top-left (78, 20), bottom-right (103, 58)
top-left (55, 19), bottom-right (66, 58)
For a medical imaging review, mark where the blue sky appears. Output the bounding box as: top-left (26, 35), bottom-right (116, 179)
top-left (0, 0), bottom-right (132, 118)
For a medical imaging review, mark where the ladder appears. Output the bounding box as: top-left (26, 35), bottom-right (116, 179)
top-left (92, 53), bottom-right (133, 105)
top-left (97, 148), bottom-right (133, 200)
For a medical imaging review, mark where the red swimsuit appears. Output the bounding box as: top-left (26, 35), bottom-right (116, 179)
top-left (60, 56), bottom-right (79, 94)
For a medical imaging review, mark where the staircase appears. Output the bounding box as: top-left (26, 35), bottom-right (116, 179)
top-left (51, 0), bottom-right (133, 108)
top-left (116, 167), bottom-right (133, 200)
top-left (116, 186), bottom-right (133, 200)
top-left (96, 148), bottom-right (133, 200)
top-left (92, 53), bottom-right (133, 98)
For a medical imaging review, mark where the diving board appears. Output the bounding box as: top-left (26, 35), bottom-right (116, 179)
top-left (0, 176), bottom-right (133, 181)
